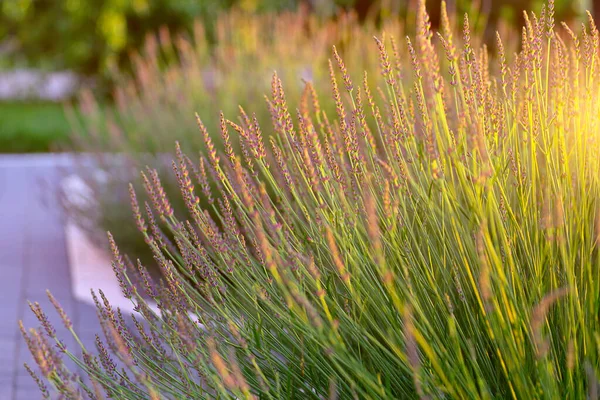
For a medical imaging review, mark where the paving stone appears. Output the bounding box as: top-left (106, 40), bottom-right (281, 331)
top-left (74, 301), bottom-right (103, 335)
top-left (0, 336), bottom-right (18, 379)
top-left (0, 236), bottom-right (25, 266)
top-left (0, 264), bottom-right (24, 287)
top-left (15, 387), bottom-right (43, 400)
top-left (14, 375), bottom-right (44, 400)
top-left (0, 158), bottom-right (80, 398)
top-left (0, 156), bottom-right (120, 399)
top-left (14, 339), bottom-right (35, 375)
top-left (25, 273), bottom-right (73, 302)
top-left (0, 377), bottom-right (14, 400)
top-left (0, 279), bottom-right (24, 305)
top-left (0, 304), bottom-right (22, 339)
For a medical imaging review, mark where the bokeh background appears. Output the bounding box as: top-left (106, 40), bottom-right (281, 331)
top-left (0, 0), bottom-right (593, 151)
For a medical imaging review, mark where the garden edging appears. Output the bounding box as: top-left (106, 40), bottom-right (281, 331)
top-left (62, 174), bottom-right (161, 316)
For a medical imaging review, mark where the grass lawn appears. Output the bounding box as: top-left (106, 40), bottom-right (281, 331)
top-left (0, 101), bottom-right (72, 153)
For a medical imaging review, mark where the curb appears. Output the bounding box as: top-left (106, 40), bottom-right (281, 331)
top-left (62, 174), bottom-right (161, 315)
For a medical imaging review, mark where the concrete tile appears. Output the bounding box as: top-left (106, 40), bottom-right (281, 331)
top-left (0, 264), bottom-right (24, 285)
top-left (14, 373), bottom-right (43, 399)
top-left (0, 236), bottom-right (25, 266)
top-left (15, 348), bottom-right (35, 376)
top-left (15, 387), bottom-right (43, 400)
top-left (0, 282), bottom-right (23, 306)
top-left (25, 272), bottom-right (72, 302)
top-left (0, 339), bottom-right (16, 399)
top-left (74, 301), bottom-right (103, 335)
top-left (0, 159), bottom-right (98, 392)
top-left (0, 224), bottom-right (26, 267)
top-left (0, 337), bottom-right (17, 380)
top-left (0, 380), bottom-right (14, 400)
top-left (0, 305), bottom-right (21, 339)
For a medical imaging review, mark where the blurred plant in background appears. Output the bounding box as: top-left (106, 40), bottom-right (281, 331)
top-left (0, 0), bottom-right (358, 83)
top-left (2, 0), bottom-right (204, 85)
top-left (0, 0), bottom-right (589, 154)
top-left (0, 0), bottom-right (586, 80)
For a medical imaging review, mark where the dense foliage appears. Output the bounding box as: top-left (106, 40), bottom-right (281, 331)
top-left (64, 7), bottom-right (387, 266)
top-left (0, 0), bottom-right (580, 78)
top-left (23, 0), bottom-right (600, 398)
top-left (0, 0), bottom-right (362, 79)
top-left (63, 1), bottom-right (585, 267)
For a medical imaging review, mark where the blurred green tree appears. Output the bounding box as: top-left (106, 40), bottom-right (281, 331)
top-left (1, 0), bottom-right (205, 76)
top-left (0, 0), bottom-right (326, 79)
top-left (0, 0), bottom-right (589, 86)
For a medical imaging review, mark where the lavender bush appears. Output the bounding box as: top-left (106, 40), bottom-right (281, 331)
top-left (23, 1), bottom-right (600, 398)
top-left (64, 4), bottom-right (506, 265)
top-left (63, 6), bottom-right (388, 268)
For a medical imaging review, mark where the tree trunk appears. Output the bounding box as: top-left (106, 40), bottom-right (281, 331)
top-left (594, 0), bottom-right (600, 24)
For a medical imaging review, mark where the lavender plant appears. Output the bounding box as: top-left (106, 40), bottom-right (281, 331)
top-left (24, 1), bottom-right (600, 398)
top-left (63, 6), bottom-right (390, 266)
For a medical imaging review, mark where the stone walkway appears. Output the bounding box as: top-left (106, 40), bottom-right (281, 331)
top-left (0, 155), bottom-right (102, 399)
